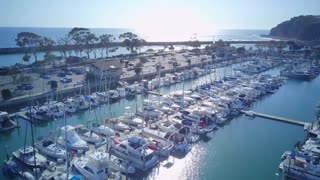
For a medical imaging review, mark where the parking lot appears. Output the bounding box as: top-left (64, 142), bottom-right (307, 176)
top-left (0, 51), bottom-right (213, 101)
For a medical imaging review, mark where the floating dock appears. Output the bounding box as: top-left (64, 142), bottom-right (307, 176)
top-left (9, 111), bottom-right (35, 123)
top-left (241, 110), bottom-right (310, 127)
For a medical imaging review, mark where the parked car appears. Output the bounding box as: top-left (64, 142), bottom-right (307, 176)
top-left (73, 81), bottom-right (84, 86)
top-left (42, 74), bottom-right (51, 79)
top-left (17, 83), bottom-right (34, 90)
top-left (60, 77), bottom-right (72, 83)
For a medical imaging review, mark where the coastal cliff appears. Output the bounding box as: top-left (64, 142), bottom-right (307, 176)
top-left (269, 15), bottom-right (320, 41)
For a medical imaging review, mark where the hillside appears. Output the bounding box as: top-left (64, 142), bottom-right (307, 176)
top-left (269, 15), bottom-right (320, 41)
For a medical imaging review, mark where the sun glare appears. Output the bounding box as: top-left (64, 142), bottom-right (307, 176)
top-left (133, 7), bottom-right (214, 41)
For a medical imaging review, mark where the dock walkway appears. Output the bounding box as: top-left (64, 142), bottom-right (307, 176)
top-left (241, 110), bottom-right (310, 127)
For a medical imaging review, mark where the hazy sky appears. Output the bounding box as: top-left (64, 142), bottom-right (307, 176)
top-left (1, 0), bottom-right (319, 32)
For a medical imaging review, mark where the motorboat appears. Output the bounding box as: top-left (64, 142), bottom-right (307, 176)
top-left (26, 106), bottom-right (51, 121)
top-left (108, 118), bottom-right (131, 132)
top-left (57, 125), bottom-right (89, 151)
top-left (73, 151), bottom-right (120, 180)
top-left (12, 146), bottom-right (47, 168)
top-left (108, 90), bottom-right (120, 101)
top-left (0, 111), bottom-right (17, 132)
top-left (118, 107), bottom-right (143, 127)
top-left (109, 136), bottom-right (159, 171)
top-left (64, 102), bottom-right (77, 113)
top-left (74, 125), bottom-right (102, 144)
top-left (281, 151), bottom-right (320, 180)
top-left (91, 123), bottom-right (115, 137)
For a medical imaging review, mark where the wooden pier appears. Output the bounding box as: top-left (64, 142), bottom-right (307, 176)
top-left (241, 110), bottom-right (310, 127)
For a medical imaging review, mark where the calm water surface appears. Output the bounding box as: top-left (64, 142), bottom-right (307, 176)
top-left (1, 66), bottom-right (319, 180)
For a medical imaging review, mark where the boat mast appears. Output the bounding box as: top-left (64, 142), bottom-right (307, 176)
top-left (64, 104), bottom-right (70, 179)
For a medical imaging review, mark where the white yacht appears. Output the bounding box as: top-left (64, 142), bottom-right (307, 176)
top-left (73, 151), bottom-right (120, 180)
top-left (141, 127), bottom-right (175, 157)
top-left (281, 152), bottom-right (320, 180)
top-left (74, 125), bottom-right (102, 144)
top-left (12, 146), bottom-right (47, 168)
top-left (67, 96), bottom-right (89, 110)
top-left (108, 118), bottom-right (131, 132)
top-left (116, 87), bottom-right (126, 98)
top-left (108, 90), bottom-right (120, 100)
top-left (0, 111), bottom-right (17, 132)
top-left (92, 123), bottom-right (115, 137)
top-left (118, 107), bottom-right (143, 127)
top-left (109, 136), bottom-right (159, 171)
top-left (58, 125), bottom-right (89, 151)
top-left (64, 102), bottom-right (77, 113)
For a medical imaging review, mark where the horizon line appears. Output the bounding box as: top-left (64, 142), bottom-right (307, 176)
top-left (0, 26), bottom-right (270, 31)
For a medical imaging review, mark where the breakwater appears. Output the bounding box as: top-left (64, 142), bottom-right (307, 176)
top-left (0, 40), bottom-right (286, 55)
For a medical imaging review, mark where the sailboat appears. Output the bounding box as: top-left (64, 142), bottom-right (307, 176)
top-left (35, 137), bottom-right (67, 159)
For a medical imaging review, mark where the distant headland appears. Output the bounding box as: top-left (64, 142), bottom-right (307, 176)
top-left (268, 15), bottom-right (320, 41)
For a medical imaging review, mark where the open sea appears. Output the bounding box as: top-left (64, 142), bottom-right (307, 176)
top-left (0, 63), bottom-right (320, 180)
top-left (0, 28), bottom-right (272, 67)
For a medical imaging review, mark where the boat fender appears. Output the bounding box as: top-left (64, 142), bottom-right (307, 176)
top-left (77, 150), bottom-right (84, 155)
top-left (23, 172), bottom-right (35, 180)
top-left (147, 145), bottom-right (159, 151)
top-left (114, 138), bottom-right (121, 144)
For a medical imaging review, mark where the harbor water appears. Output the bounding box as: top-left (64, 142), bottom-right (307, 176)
top-left (1, 65), bottom-right (320, 180)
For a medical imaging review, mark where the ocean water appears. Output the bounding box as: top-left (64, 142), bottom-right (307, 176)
top-left (0, 65), bottom-right (319, 180)
top-left (0, 28), bottom-right (271, 67)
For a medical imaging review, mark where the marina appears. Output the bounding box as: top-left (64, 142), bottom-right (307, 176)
top-left (1, 1), bottom-right (320, 179)
top-left (0, 49), bottom-right (319, 179)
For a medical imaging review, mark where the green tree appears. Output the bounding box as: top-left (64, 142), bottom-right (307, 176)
top-left (98, 34), bottom-right (116, 58)
top-left (172, 60), bottom-right (178, 70)
top-left (215, 39), bottom-right (226, 47)
top-left (68, 27), bottom-right (90, 57)
top-left (16, 32), bottom-right (42, 62)
top-left (41, 37), bottom-right (55, 57)
top-left (44, 53), bottom-right (59, 65)
top-left (276, 41), bottom-right (287, 53)
top-left (17, 75), bottom-right (32, 84)
top-left (186, 59), bottom-right (191, 66)
top-left (236, 46), bottom-right (246, 54)
top-left (139, 57), bottom-right (148, 63)
top-left (23, 54), bottom-right (31, 64)
top-left (11, 74), bottom-right (18, 84)
top-left (134, 63), bottom-right (143, 75)
top-left (57, 36), bottom-right (71, 59)
top-left (85, 72), bottom-right (96, 82)
top-left (119, 32), bottom-right (146, 55)
top-left (83, 32), bottom-right (98, 59)
top-left (1, 89), bottom-right (12, 100)
top-left (169, 45), bottom-right (175, 51)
